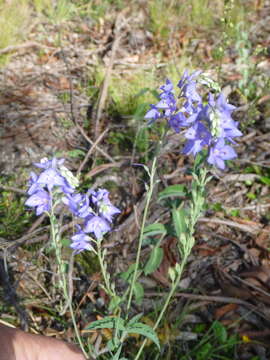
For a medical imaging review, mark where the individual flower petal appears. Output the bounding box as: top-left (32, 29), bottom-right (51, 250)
top-left (183, 139), bottom-right (204, 156)
top-left (145, 105), bottom-right (161, 124)
top-left (27, 171), bottom-right (42, 195)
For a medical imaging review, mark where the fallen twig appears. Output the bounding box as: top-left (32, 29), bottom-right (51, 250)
top-left (199, 217), bottom-right (262, 234)
top-left (0, 41), bottom-right (56, 55)
top-left (76, 128), bottom-right (110, 176)
top-left (144, 291), bottom-right (270, 323)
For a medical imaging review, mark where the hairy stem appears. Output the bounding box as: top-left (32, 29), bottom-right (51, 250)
top-left (49, 213), bottom-right (89, 359)
top-left (126, 156), bottom-right (157, 314)
top-left (97, 240), bottom-right (115, 298)
top-left (134, 254), bottom-right (188, 360)
top-left (134, 168), bottom-right (208, 359)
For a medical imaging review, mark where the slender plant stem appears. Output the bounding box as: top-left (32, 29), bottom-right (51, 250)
top-left (49, 213), bottom-right (89, 359)
top-left (134, 169), bottom-right (207, 359)
top-left (50, 212), bottom-right (67, 297)
top-left (134, 254), bottom-right (188, 360)
top-left (126, 157), bottom-right (157, 314)
top-left (68, 300), bottom-right (89, 359)
top-left (97, 241), bottom-right (114, 297)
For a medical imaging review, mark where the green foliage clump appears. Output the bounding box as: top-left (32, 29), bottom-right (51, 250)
top-left (0, 186), bottom-right (33, 239)
top-left (0, 0), bottom-right (31, 64)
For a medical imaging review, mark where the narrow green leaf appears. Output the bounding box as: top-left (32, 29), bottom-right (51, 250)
top-left (260, 176), bottom-right (270, 186)
top-left (111, 344), bottom-right (122, 360)
top-left (172, 207), bottom-right (187, 237)
top-left (126, 322), bottom-right (160, 350)
top-left (194, 149), bottom-right (208, 171)
top-left (144, 247), bottom-right (163, 275)
top-left (108, 295), bottom-right (122, 312)
top-left (133, 282), bottom-right (144, 306)
top-left (128, 313), bottom-right (144, 326)
top-left (213, 321), bottom-right (227, 344)
top-left (143, 223), bottom-right (167, 237)
top-left (158, 184), bottom-right (186, 201)
top-left (67, 149), bottom-right (86, 158)
top-left (120, 263), bottom-right (136, 283)
top-left (85, 316), bottom-right (125, 331)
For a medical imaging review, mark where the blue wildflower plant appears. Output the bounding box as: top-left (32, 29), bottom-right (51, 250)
top-left (145, 70), bottom-right (242, 170)
top-left (25, 158), bottom-right (120, 357)
top-left (25, 157), bottom-right (120, 253)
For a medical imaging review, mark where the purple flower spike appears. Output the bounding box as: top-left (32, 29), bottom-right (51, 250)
top-left (145, 71), bottom-right (243, 170)
top-left (84, 215), bottom-right (111, 239)
top-left (207, 138), bottom-right (237, 170)
top-left (25, 189), bottom-right (51, 215)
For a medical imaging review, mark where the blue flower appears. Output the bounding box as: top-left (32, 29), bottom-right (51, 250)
top-left (183, 122), bottom-right (212, 156)
top-left (62, 193), bottom-right (92, 218)
top-left (25, 189), bottom-right (51, 215)
top-left (144, 78), bottom-right (177, 125)
top-left (178, 70), bottom-right (202, 104)
top-left (90, 189), bottom-right (121, 223)
top-left (160, 78), bottom-right (174, 93)
top-left (27, 171), bottom-right (42, 195)
top-left (208, 93), bottom-right (242, 141)
top-left (84, 215), bottom-right (111, 239)
top-left (70, 226), bottom-right (94, 253)
top-left (145, 105), bottom-right (161, 124)
top-left (37, 168), bottom-right (72, 193)
top-left (168, 112), bottom-right (187, 133)
top-left (146, 71), bottom-right (243, 170)
top-left (177, 69), bottom-right (201, 90)
top-left (207, 138), bottom-right (237, 170)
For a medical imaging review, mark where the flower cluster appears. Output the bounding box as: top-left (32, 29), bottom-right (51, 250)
top-left (145, 70), bottom-right (242, 170)
top-left (62, 189), bottom-right (120, 252)
top-left (25, 158), bottom-right (120, 252)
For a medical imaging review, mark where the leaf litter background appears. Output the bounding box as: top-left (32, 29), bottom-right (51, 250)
top-left (0, 1), bottom-right (270, 359)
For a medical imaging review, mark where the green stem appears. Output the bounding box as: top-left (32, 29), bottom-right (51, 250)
top-left (134, 254), bottom-right (188, 360)
top-left (49, 213), bottom-right (89, 359)
top-left (68, 300), bottom-right (89, 359)
top-left (134, 168), bottom-right (208, 359)
top-left (50, 213), bottom-right (67, 299)
top-left (126, 157), bottom-right (157, 314)
top-left (97, 240), bottom-right (114, 297)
